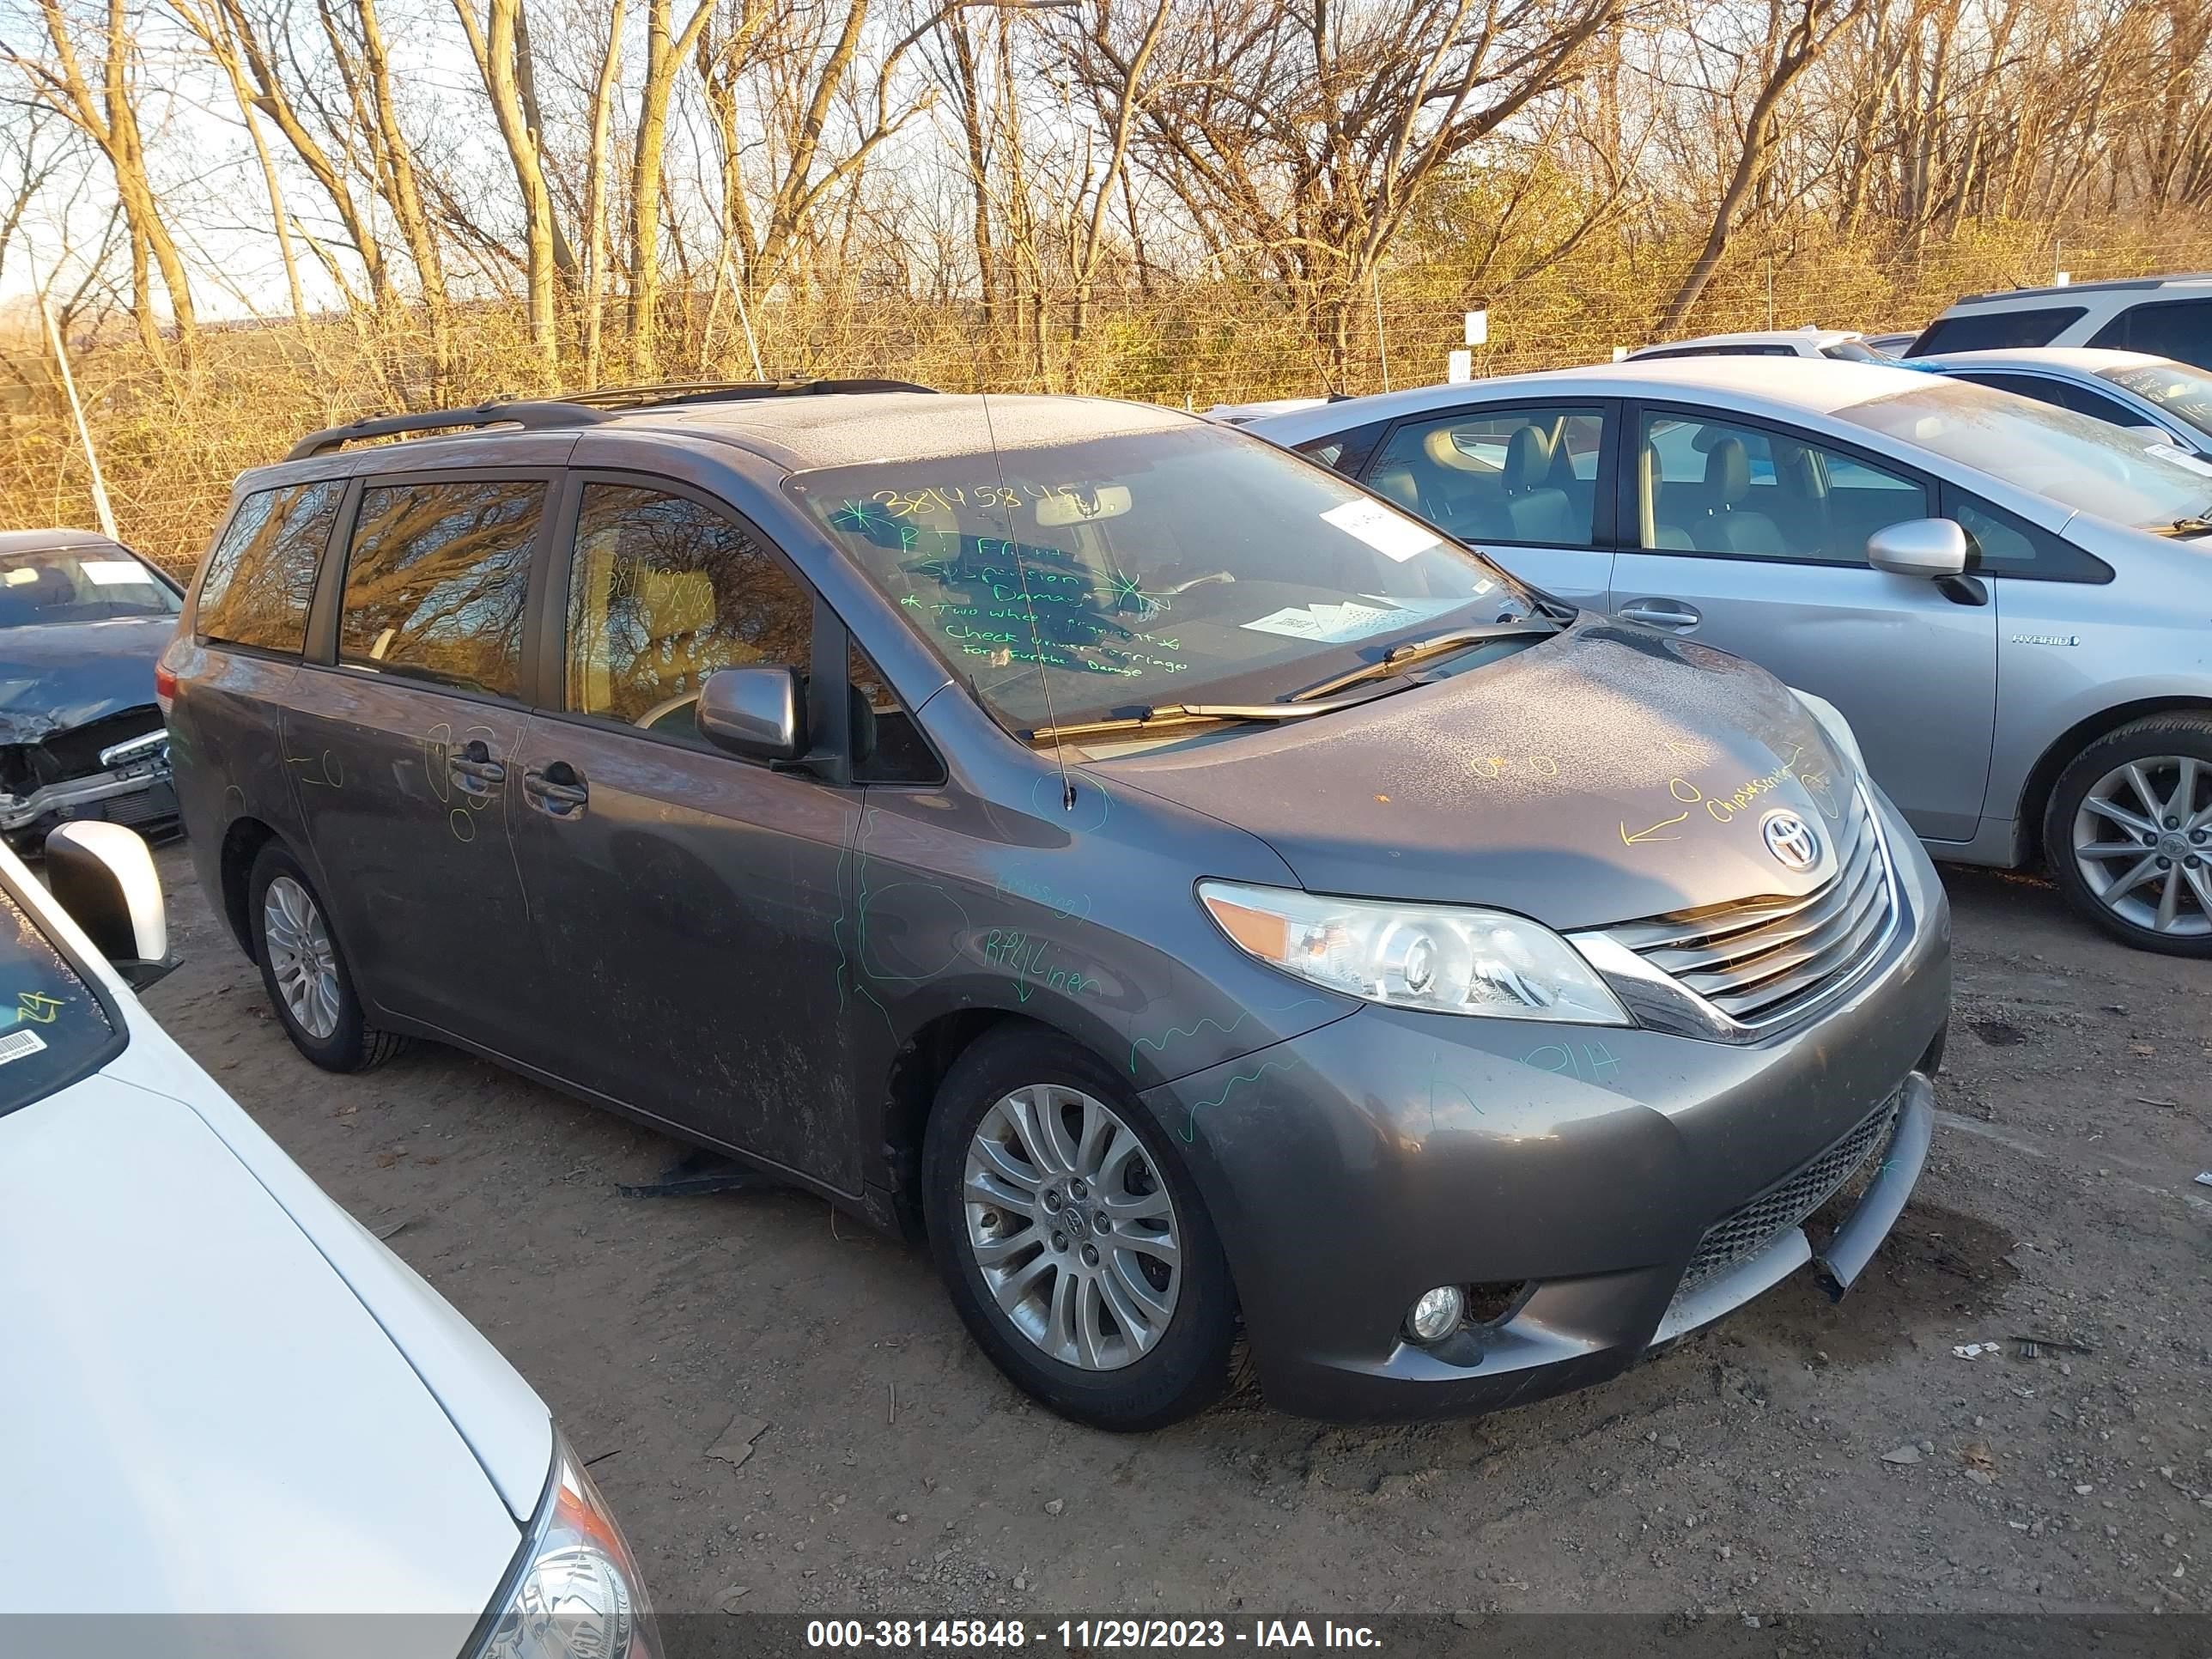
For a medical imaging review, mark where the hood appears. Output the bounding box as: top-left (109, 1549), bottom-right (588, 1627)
top-left (0, 1073), bottom-right (519, 1620)
top-left (1099, 616), bottom-right (1859, 932)
top-left (0, 616), bottom-right (172, 743)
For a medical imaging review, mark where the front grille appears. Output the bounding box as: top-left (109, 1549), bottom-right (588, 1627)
top-left (1605, 789), bottom-right (1896, 1029)
top-left (101, 780), bottom-right (178, 827)
top-left (1681, 1094), bottom-right (1900, 1287)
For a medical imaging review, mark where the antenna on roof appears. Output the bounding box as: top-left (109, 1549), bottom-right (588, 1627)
top-left (977, 391), bottom-right (1077, 814)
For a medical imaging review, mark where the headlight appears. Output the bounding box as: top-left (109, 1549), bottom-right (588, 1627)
top-left (1199, 880), bottom-right (1628, 1024)
top-left (1790, 688), bottom-right (1864, 775)
top-left (477, 1431), bottom-right (656, 1659)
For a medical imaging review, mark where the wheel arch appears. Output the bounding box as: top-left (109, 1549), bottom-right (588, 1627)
top-left (218, 816), bottom-right (285, 959)
top-left (879, 1008), bottom-right (1122, 1241)
top-left (2019, 696), bottom-right (2212, 867)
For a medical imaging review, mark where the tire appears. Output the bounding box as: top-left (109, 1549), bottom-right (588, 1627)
top-left (921, 1026), bottom-right (1238, 1431)
top-left (2043, 714), bottom-right (2212, 957)
top-left (247, 842), bottom-right (409, 1071)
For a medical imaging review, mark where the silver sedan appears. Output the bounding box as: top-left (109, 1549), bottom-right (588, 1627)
top-left (1248, 358), bottom-right (2212, 954)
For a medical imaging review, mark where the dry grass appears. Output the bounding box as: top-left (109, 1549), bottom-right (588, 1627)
top-left (9, 217), bottom-right (2208, 574)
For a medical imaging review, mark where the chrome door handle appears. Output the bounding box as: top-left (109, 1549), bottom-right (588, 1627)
top-left (1617, 599), bottom-right (1702, 630)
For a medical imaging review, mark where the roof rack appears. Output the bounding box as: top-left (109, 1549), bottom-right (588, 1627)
top-left (285, 378), bottom-right (939, 461)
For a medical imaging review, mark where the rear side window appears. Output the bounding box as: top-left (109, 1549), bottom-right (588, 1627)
top-left (565, 483), bottom-right (815, 744)
top-left (196, 481), bottom-right (343, 652)
top-left (339, 479), bottom-right (544, 697)
top-left (2088, 298), bottom-right (2212, 370)
top-left (1954, 372), bottom-right (2142, 429)
top-left (1904, 306), bottom-right (2086, 356)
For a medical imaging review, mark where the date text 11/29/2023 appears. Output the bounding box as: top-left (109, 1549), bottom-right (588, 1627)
top-left (804, 1620), bottom-right (1383, 1650)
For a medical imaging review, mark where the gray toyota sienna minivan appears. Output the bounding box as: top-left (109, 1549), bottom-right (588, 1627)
top-left (163, 383), bottom-right (1950, 1430)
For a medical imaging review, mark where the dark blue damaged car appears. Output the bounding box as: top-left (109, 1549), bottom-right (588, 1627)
top-left (163, 382), bottom-right (1949, 1430)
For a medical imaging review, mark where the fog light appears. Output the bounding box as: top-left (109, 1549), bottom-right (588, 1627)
top-left (1405, 1285), bottom-right (1464, 1344)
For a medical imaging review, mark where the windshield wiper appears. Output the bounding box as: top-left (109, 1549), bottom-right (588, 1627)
top-left (2164, 514), bottom-right (2212, 536)
top-left (1027, 692), bottom-right (1387, 745)
top-left (1289, 620), bottom-right (1561, 702)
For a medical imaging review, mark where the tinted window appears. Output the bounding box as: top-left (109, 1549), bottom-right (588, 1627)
top-left (1954, 372), bottom-right (2142, 429)
top-left (196, 482), bottom-right (341, 651)
top-left (567, 484), bottom-right (814, 742)
top-left (1294, 420), bottom-right (1388, 477)
top-left (1905, 306), bottom-right (2087, 356)
top-left (0, 544), bottom-right (179, 629)
top-left (2090, 299), bottom-right (2212, 370)
top-left (1635, 343), bottom-right (1798, 360)
top-left (848, 643), bottom-right (940, 783)
top-left (1366, 405), bottom-right (1604, 546)
top-left (339, 479), bottom-right (544, 697)
top-left (1945, 490), bottom-right (2112, 582)
top-left (0, 885), bottom-right (116, 1120)
top-left (1638, 412), bottom-right (1929, 562)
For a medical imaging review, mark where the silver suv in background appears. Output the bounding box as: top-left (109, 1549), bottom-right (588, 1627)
top-left (1249, 358), bottom-right (2212, 954)
top-left (1905, 274), bottom-right (2212, 369)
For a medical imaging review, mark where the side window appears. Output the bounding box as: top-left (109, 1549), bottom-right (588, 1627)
top-left (567, 483), bottom-right (814, 744)
top-left (1905, 306), bottom-right (2087, 356)
top-left (1944, 489), bottom-right (2112, 583)
top-left (1963, 372), bottom-right (2142, 430)
top-left (196, 480), bottom-right (343, 652)
top-left (1365, 405), bottom-right (1604, 546)
top-left (2089, 298), bottom-right (2212, 370)
top-left (339, 479), bottom-right (544, 697)
top-left (1638, 412), bottom-right (1930, 562)
top-left (848, 643), bottom-right (941, 783)
top-left (1296, 420), bottom-right (1387, 477)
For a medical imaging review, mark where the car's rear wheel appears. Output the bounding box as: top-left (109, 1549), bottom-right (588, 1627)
top-left (2045, 714), bottom-right (2212, 957)
top-left (921, 1027), bottom-right (1237, 1431)
top-left (248, 842), bottom-right (408, 1070)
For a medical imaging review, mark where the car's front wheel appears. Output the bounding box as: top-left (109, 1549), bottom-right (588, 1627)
top-left (921, 1027), bottom-right (1238, 1431)
top-left (248, 842), bottom-right (408, 1070)
top-left (2045, 714), bottom-right (2212, 956)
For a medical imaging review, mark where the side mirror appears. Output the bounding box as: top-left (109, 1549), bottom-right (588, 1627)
top-left (2128, 424), bottom-right (2170, 446)
top-left (44, 821), bottom-right (173, 988)
top-left (1866, 518), bottom-right (1969, 580)
top-left (697, 665), bottom-right (807, 764)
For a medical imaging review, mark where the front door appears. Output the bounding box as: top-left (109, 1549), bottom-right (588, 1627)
top-left (1611, 406), bottom-right (1997, 842)
top-left (507, 478), bottom-right (861, 1189)
top-left (1357, 400), bottom-right (1617, 606)
top-left (285, 472), bottom-right (554, 1051)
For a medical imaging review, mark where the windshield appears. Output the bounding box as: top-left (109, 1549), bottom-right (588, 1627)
top-left (2100, 362), bottom-right (2212, 443)
top-left (0, 883), bottom-right (117, 1119)
top-left (1836, 379), bottom-right (2212, 529)
top-left (0, 546), bottom-right (179, 626)
top-left (786, 421), bottom-right (1536, 732)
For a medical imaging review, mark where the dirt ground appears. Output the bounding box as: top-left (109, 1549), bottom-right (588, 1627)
top-left (141, 846), bottom-right (2212, 1619)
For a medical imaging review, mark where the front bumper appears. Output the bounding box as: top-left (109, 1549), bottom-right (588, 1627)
top-left (1142, 794), bottom-right (1950, 1423)
top-left (0, 744), bottom-right (178, 848)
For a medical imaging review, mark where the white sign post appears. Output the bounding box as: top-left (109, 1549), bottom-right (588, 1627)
top-left (1447, 349), bottom-right (1473, 384)
top-left (1464, 309), bottom-right (1488, 347)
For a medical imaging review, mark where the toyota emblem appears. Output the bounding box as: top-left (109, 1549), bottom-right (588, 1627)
top-left (1761, 811), bottom-right (1820, 872)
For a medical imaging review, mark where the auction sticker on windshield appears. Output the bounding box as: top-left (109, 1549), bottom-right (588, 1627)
top-left (1242, 595), bottom-right (1461, 644)
top-left (1321, 498), bottom-right (1440, 562)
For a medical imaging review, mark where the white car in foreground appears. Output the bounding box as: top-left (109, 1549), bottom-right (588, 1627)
top-left (0, 823), bottom-right (653, 1657)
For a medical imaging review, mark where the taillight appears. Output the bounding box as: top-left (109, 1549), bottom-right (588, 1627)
top-left (154, 661), bottom-right (178, 715)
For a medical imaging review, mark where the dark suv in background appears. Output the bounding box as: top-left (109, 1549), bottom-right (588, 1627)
top-left (164, 383), bottom-right (1948, 1430)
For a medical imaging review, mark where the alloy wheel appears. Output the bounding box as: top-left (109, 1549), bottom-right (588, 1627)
top-left (263, 874), bottom-right (343, 1039)
top-left (961, 1083), bottom-right (1182, 1371)
top-left (2072, 755), bottom-right (2212, 938)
